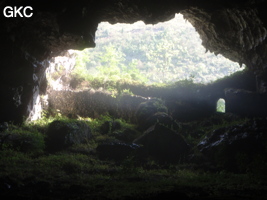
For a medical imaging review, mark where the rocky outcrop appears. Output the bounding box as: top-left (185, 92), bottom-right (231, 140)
top-left (198, 118), bottom-right (267, 172)
top-left (46, 50), bottom-right (77, 91)
top-left (0, 126), bottom-right (44, 154)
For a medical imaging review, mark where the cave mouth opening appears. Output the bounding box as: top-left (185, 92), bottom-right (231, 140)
top-left (31, 13), bottom-right (245, 122)
top-left (46, 13), bottom-right (244, 93)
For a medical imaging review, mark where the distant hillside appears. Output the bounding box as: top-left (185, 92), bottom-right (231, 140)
top-left (73, 14), bottom-right (244, 84)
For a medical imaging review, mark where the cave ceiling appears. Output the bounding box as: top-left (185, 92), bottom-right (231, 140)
top-left (1, 0), bottom-right (267, 122)
top-left (1, 0), bottom-right (267, 68)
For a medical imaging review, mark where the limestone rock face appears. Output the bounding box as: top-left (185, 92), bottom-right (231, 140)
top-left (1, 0), bottom-right (267, 122)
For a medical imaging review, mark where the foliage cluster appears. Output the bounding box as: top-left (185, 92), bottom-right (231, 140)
top-left (71, 14), bottom-right (244, 89)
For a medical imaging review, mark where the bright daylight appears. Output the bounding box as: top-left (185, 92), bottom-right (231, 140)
top-left (47, 14), bottom-right (244, 93)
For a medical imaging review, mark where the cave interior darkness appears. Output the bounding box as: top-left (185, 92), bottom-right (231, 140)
top-left (1, 1), bottom-right (267, 199)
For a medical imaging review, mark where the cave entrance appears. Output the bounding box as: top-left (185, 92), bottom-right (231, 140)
top-left (39, 13), bottom-right (242, 121)
top-left (216, 98), bottom-right (226, 113)
top-left (46, 13), bottom-right (245, 92)
top-left (66, 13), bottom-right (244, 88)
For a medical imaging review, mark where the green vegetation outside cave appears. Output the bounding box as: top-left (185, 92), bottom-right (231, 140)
top-left (68, 14), bottom-right (244, 94)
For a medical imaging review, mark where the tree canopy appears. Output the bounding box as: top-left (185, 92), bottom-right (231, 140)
top-left (72, 14), bottom-right (244, 85)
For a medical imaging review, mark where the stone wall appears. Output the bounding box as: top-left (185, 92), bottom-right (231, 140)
top-left (46, 69), bottom-right (259, 122)
top-left (48, 90), bottom-right (148, 122)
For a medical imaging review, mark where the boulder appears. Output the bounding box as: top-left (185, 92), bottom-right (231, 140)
top-left (134, 123), bottom-right (190, 163)
top-left (198, 118), bottom-right (267, 172)
top-left (146, 112), bottom-right (179, 130)
top-left (135, 98), bottom-right (168, 130)
top-left (45, 120), bottom-right (91, 152)
top-left (0, 128), bottom-right (45, 154)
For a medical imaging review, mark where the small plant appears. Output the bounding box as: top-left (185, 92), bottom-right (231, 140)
top-left (121, 89), bottom-right (134, 96)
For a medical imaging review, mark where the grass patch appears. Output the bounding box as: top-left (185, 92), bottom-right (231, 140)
top-left (0, 148), bottom-right (266, 199)
top-left (0, 115), bottom-right (266, 199)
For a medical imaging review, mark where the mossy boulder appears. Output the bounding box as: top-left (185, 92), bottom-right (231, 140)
top-left (136, 98), bottom-right (168, 130)
top-left (146, 112), bottom-right (179, 130)
top-left (0, 127), bottom-right (45, 155)
top-left (45, 120), bottom-right (91, 153)
top-left (134, 123), bottom-right (190, 163)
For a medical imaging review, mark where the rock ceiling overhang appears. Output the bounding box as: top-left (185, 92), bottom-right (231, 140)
top-left (1, 0), bottom-right (267, 70)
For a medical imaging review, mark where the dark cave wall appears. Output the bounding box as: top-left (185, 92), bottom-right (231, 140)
top-left (182, 6), bottom-right (267, 67)
top-left (1, 0), bottom-right (267, 122)
top-left (181, 5), bottom-right (267, 92)
top-left (0, 41), bottom-right (48, 122)
top-left (225, 88), bottom-right (267, 116)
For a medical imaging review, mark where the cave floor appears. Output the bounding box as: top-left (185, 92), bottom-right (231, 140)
top-left (0, 114), bottom-right (267, 200)
top-left (0, 150), bottom-right (266, 200)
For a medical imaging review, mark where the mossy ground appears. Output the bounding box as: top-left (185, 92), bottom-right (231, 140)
top-left (0, 114), bottom-right (266, 199)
